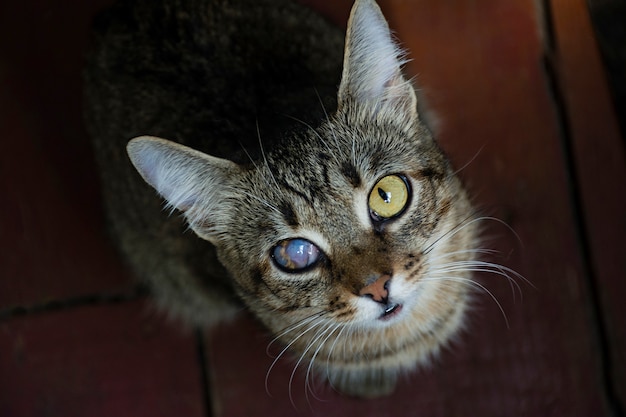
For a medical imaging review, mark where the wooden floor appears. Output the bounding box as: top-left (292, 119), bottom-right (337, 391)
top-left (1, 0), bottom-right (624, 415)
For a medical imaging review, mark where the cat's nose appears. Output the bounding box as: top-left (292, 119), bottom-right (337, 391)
top-left (359, 274), bottom-right (391, 304)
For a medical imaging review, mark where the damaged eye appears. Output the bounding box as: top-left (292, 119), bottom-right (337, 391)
top-left (272, 238), bottom-right (320, 272)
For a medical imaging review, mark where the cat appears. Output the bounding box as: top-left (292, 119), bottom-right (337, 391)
top-left (84, 0), bottom-right (479, 398)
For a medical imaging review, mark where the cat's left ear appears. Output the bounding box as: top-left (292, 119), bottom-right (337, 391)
top-left (127, 136), bottom-right (242, 243)
top-left (338, 0), bottom-right (417, 122)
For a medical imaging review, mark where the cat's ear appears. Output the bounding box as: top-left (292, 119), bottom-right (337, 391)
top-left (127, 136), bottom-right (241, 242)
top-left (338, 0), bottom-right (417, 120)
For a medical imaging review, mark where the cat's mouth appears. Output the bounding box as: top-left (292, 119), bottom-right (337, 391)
top-left (379, 303), bottom-right (403, 321)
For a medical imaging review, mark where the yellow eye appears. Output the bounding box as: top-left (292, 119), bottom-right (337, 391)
top-left (368, 175), bottom-right (410, 220)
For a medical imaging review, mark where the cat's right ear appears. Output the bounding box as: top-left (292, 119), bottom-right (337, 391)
top-left (338, 0), bottom-right (417, 123)
top-left (127, 136), bottom-right (240, 242)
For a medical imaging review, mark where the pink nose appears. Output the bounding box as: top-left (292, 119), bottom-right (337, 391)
top-left (359, 275), bottom-right (391, 303)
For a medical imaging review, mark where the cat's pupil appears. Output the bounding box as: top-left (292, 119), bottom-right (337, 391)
top-left (378, 187), bottom-right (391, 203)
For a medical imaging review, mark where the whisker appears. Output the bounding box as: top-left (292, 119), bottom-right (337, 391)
top-left (427, 257), bottom-right (531, 302)
top-left (478, 216), bottom-right (525, 249)
top-left (325, 324), bottom-right (349, 392)
top-left (256, 119), bottom-right (282, 193)
top-left (238, 142), bottom-right (259, 170)
top-left (434, 260), bottom-right (528, 286)
top-left (288, 321), bottom-right (334, 407)
top-left (351, 133), bottom-right (357, 168)
top-left (422, 213), bottom-right (478, 255)
top-left (449, 144), bottom-right (485, 177)
top-left (224, 186), bottom-right (282, 215)
top-left (304, 322), bottom-right (342, 403)
top-left (266, 311), bottom-right (326, 356)
top-left (264, 315), bottom-right (326, 397)
top-left (425, 248), bottom-right (500, 261)
top-left (314, 88), bottom-right (340, 151)
top-left (423, 215), bottom-right (523, 255)
top-left (421, 275), bottom-right (510, 328)
top-left (434, 264), bottom-right (521, 302)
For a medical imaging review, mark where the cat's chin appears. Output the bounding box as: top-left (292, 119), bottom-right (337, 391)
top-left (357, 301), bottom-right (407, 330)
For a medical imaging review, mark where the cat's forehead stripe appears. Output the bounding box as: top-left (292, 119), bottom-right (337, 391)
top-left (278, 201), bottom-right (299, 227)
top-left (340, 161), bottom-right (362, 188)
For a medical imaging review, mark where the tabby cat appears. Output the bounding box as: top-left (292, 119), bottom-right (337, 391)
top-left (84, 0), bottom-right (479, 397)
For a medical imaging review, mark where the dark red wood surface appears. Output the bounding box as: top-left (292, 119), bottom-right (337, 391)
top-left (1, 0), bottom-right (623, 416)
top-left (0, 301), bottom-right (205, 417)
top-left (0, 0), bottom-right (135, 308)
top-left (549, 0), bottom-right (626, 407)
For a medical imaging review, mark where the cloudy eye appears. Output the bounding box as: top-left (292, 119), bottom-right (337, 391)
top-left (368, 174), bottom-right (410, 221)
top-left (272, 238), bottom-right (320, 272)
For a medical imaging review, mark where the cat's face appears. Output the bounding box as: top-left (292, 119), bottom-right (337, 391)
top-left (219, 109), bottom-right (469, 327)
top-left (212, 100), bottom-right (475, 373)
top-left (126, 0), bottom-right (478, 397)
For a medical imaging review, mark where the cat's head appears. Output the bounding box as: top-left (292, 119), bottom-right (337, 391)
top-left (127, 0), bottom-right (477, 397)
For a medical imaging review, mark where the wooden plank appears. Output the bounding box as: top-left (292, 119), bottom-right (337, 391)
top-left (550, 0), bottom-right (626, 408)
top-left (0, 301), bottom-right (206, 417)
top-left (206, 0), bottom-right (612, 415)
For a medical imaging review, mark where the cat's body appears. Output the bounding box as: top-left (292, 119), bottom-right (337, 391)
top-left (85, 0), bottom-right (478, 397)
